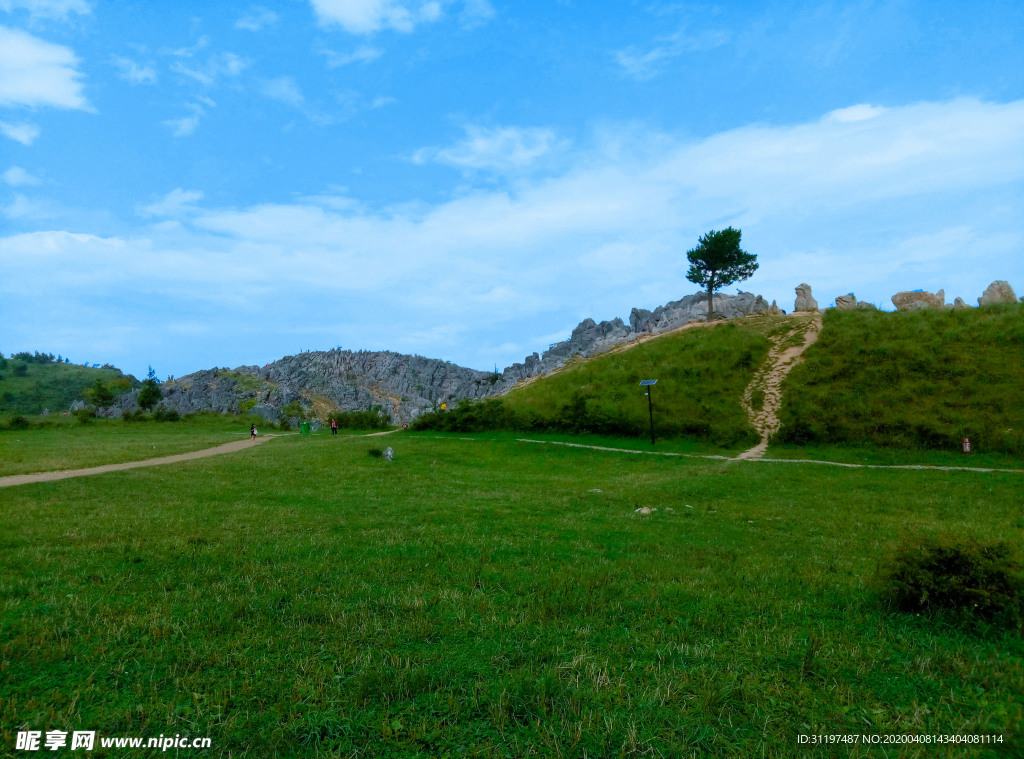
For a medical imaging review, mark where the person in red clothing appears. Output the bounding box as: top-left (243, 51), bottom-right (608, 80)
top-left (330, 418), bottom-right (338, 436)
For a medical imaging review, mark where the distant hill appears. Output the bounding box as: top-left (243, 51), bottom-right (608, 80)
top-left (0, 354), bottom-right (138, 416)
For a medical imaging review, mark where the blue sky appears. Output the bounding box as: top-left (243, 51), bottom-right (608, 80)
top-left (2, 0), bottom-right (1023, 380)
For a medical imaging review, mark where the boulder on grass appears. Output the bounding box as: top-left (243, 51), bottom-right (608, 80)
top-left (978, 280), bottom-right (1017, 306)
top-left (891, 289), bottom-right (945, 311)
top-left (794, 283), bottom-right (818, 312)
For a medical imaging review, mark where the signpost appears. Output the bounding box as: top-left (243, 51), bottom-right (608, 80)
top-left (640, 379), bottom-right (658, 445)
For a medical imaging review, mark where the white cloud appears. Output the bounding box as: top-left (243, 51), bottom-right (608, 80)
top-left (615, 26), bottom-right (730, 81)
top-left (171, 52), bottom-right (248, 86)
top-left (416, 125), bottom-right (566, 172)
top-left (2, 99), bottom-right (1022, 375)
top-left (826, 104), bottom-right (886, 123)
top-left (458, 0), bottom-right (493, 28)
top-left (0, 0), bottom-right (90, 20)
top-left (164, 103), bottom-right (207, 137)
top-left (111, 55), bottom-right (157, 85)
top-left (0, 25), bottom-right (89, 109)
top-left (0, 120), bottom-right (40, 144)
top-left (309, 0), bottom-right (443, 34)
top-left (3, 166), bottom-right (41, 186)
top-left (261, 76), bottom-right (304, 108)
top-left (142, 188), bottom-right (204, 217)
top-left (319, 45), bottom-right (383, 67)
top-left (236, 6), bottom-right (278, 31)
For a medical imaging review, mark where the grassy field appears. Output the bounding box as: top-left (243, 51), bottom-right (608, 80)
top-left (0, 417), bottom-right (258, 476)
top-left (777, 304), bottom-right (1024, 454)
top-left (2, 428), bottom-right (1020, 757)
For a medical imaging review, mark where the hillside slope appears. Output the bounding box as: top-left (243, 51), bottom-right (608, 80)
top-left (415, 317), bottom-right (778, 447)
top-left (776, 304), bottom-right (1024, 453)
top-left (0, 357), bottom-right (137, 416)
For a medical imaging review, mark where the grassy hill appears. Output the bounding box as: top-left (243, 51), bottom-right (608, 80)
top-left (414, 319), bottom-right (775, 448)
top-left (416, 303), bottom-right (1024, 456)
top-left (776, 304), bottom-right (1024, 454)
top-left (0, 355), bottom-right (138, 416)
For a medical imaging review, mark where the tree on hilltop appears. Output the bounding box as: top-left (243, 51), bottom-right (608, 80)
top-left (685, 227), bottom-right (759, 321)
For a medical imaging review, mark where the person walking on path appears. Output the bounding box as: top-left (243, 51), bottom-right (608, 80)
top-left (330, 418), bottom-right (339, 436)
top-left (250, 424), bottom-right (258, 440)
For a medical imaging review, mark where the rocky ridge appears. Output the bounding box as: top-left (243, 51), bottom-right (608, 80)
top-left (107, 290), bottom-right (772, 424)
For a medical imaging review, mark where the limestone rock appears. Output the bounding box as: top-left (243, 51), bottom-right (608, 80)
top-left (794, 284), bottom-right (818, 312)
top-left (978, 280), bottom-right (1017, 306)
top-left (891, 289), bottom-right (944, 311)
top-left (953, 297), bottom-right (967, 309)
top-left (855, 301), bottom-right (877, 310)
top-left (835, 293), bottom-right (857, 310)
top-left (382, 446), bottom-right (394, 461)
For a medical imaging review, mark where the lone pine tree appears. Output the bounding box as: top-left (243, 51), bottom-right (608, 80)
top-left (685, 227), bottom-right (759, 321)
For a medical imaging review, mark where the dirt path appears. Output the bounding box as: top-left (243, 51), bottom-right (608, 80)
top-left (0, 436), bottom-right (274, 488)
top-left (515, 439), bottom-right (1024, 474)
top-left (736, 312), bottom-right (822, 460)
top-left (0, 428), bottom-right (409, 489)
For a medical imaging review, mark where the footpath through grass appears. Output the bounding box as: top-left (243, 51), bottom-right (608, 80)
top-left (0, 417), bottom-right (254, 477)
top-left (2, 431), bottom-right (1021, 756)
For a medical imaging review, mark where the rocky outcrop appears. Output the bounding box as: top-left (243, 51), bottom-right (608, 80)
top-left (136, 290), bottom-right (773, 424)
top-left (892, 289), bottom-right (945, 311)
top-left (835, 293), bottom-right (876, 311)
top-left (794, 284), bottom-right (818, 312)
top-left (498, 291), bottom-right (770, 389)
top-left (978, 280), bottom-right (1017, 306)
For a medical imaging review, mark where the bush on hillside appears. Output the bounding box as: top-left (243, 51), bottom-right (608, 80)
top-left (6, 415), bottom-right (30, 430)
top-left (876, 533), bottom-right (1023, 628)
top-left (330, 405), bottom-right (391, 431)
top-left (153, 405), bottom-right (180, 422)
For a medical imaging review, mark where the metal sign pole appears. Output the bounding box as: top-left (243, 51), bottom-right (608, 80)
top-left (640, 379), bottom-right (658, 446)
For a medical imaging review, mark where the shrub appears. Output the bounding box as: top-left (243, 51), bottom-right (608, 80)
top-left (137, 378), bottom-right (161, 411)
top-left (13, 363), bottom-right (28, 377)
top-left (122, 409), bottom-right (148, 422)
top-left (877, 533), bottom-right (1023, 627)
top-left (73, 408), bottom-right (95, 424)
top-left (7, 415), bottom-right (30, 430)
top-left (153, 405), bottom-right (180, 422)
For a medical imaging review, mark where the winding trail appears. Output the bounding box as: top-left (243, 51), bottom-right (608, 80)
top-left (736, 312), bottom-right (822, 460)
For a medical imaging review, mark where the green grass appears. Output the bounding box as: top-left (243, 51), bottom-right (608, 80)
top-left (776, 304), bottom-right (1024, 454)
top-left (0, 416), bottom-right (257, 476)
top-left (417, 319), bottom-right (775, 447)
top-left (1, 431), bottom-right (1020, 756)
top-left (0, 361), bottom-right (136, 416)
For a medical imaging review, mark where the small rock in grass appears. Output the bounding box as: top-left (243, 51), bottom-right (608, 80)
top-left (383, 447), bottom-right (394, 461)
top-left (588, 488), bottom-right (602, 493)
top-left (634, 507), bottom-right (652, 515)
